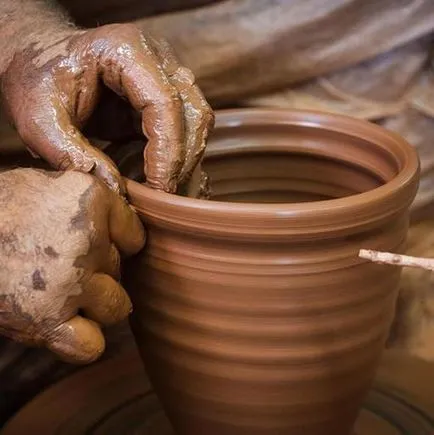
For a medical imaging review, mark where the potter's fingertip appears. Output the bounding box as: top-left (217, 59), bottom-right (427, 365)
top-left (105, 174), bottom-right (125, 196)
top-left (46, 317), bottom-right (106, 365)
top-left (47, 339), bottom-right (105, 365)
top-left (143, 160), bottom-right (179, 193)
top-left (91, 159), bottom-right (125, 196)
top-left (117, 176), bottom-right (127, 197)
top-left (145, 177), bottom-right (177, 194)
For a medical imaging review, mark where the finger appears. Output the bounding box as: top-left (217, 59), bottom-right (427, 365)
top-left (92, 242), bottom-right (122, 280)
top-left (108, 189), bottom-right (146, 256)
top-left (182, 165), bottom-right (211, 199)
top-left (45, 316), bottom-right (105, 364)
top-left (80, 273), bottom-right (132, 326)
top-left (148, 36), bottom-right (215, 184)
top-left (20, 102), bottom-right (126, 196)
top-left (97, 25), bottom-right (185, 192)
top-left (199, 169), bottom-right (211, 198)
top-left (105, 244), bottom-right (122, 280)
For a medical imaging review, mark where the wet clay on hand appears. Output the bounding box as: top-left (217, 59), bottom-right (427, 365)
top-left (1, 23), bottom-right (214, 195)
top-left (103, 139), bottom-right (211, 198)
top-left (0, 168), bottom-right (145, 364)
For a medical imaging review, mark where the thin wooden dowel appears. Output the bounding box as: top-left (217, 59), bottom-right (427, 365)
top-left (359, 249), bottom-right (434, 271)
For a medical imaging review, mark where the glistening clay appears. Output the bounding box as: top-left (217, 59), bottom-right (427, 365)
top-left (124, 109), bottom-right (419, 435)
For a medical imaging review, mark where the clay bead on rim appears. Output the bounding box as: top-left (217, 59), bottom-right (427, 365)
top-left (126, 109), bottom-right (419, 239)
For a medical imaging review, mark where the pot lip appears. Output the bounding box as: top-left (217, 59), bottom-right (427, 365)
top-left (126, 108), bottom-right (419, 222)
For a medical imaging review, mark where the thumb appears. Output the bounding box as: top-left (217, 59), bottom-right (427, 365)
top-left (45, 316), bottom-right (106, 364)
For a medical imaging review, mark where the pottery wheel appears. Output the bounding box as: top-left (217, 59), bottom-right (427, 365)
top-left (2, 350), bottom-right (434, 435)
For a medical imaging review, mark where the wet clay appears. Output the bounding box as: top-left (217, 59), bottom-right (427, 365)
top-left (124, 109), bottom-right (419, 435)
top-left (1, 16), bottom-right (213, 195)
top-left (0, 168), bottom-right (145, 364)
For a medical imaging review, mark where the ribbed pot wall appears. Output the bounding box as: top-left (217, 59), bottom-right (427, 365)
top-left (125, 109), bottom-right (419, 435)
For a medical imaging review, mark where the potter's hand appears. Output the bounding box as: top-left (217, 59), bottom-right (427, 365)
top-left (1, 23), bottom-right (214, 195)
top-left (0, 168), bottom-right (145, 364)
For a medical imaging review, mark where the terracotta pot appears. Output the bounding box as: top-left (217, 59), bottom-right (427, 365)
top-left (124, 109), bottom-right (419, 435)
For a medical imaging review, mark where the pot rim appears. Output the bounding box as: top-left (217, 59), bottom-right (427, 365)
top-left (126, 109), bottom-right (419, 236)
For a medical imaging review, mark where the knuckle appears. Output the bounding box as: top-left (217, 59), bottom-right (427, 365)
top-left (181, 66), bottom-right (194, 77)
top-left (173, 66), bottom-right (196, 85)
top-left (157, 90), bottom-right (182, 111)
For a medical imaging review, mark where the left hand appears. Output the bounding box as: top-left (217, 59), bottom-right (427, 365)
top-left (0, 168), bottom-right (146, 364)
top-left (1, 23), bottom-right (214, 195)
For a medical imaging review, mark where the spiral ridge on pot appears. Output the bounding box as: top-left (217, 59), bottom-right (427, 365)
top-left (126, 109), bottom-right (419, 435)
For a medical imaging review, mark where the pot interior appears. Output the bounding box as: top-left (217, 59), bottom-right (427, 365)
top-left (109, 111), bottom-right (411, 207)
top-left (203, 150), bottom-right (386, 204)
top-left (110, 137), bottom-right (395, 205)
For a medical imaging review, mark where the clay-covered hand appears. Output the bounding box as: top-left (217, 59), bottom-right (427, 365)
top-left (1, 23), bottom-right (214, 195)
top-left (0, 168), bottom-right (145, 364)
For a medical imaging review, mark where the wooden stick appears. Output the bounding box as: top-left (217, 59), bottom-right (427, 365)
top-left (359, 249), bottom-right (434, 271)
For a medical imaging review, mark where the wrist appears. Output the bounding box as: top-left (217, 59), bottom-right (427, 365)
top-left (0, 1), bottom-right (77, 75)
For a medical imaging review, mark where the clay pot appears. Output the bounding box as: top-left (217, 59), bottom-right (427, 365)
top-left (124, 109), bottom-right (419, 435)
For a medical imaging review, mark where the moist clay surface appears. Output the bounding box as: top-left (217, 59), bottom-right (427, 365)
top-left (124, 109), bottom-right (419, 435)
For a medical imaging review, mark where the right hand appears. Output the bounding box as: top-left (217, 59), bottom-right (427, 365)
top-left (1, 23), bottom-right (214, 195)
top-left (0, 168), bottom-right (145, 364)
